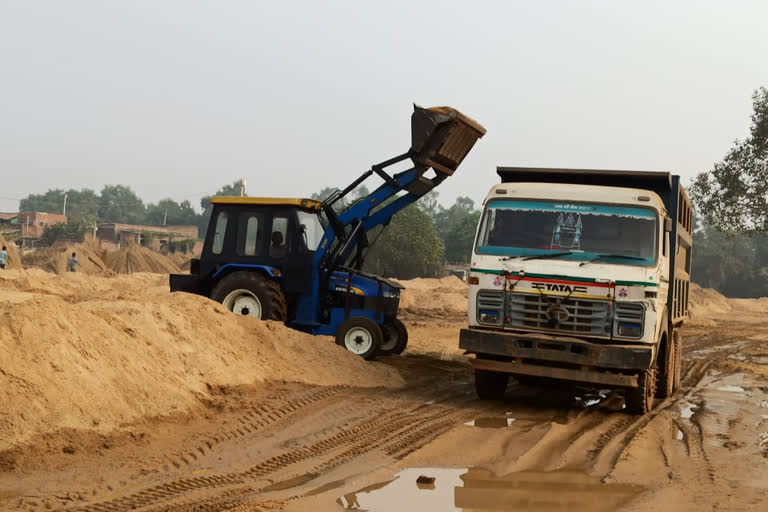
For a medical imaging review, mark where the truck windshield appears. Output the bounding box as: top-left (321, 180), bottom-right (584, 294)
top-left (476, 199), bottom-right (657, 265)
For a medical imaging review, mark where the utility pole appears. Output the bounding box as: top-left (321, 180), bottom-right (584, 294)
top-left (163, 209), bottom-right (168, 226)
top-left (63, 192), bottom-right (68, 217)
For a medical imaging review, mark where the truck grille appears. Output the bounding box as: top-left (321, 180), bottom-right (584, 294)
top-left (506, 292), bottom-right (612, 337)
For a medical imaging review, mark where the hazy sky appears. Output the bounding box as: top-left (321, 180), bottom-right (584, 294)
top-left (1, 1), bottom-right (767, 213)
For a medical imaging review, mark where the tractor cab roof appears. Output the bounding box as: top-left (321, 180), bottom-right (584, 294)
top-left (209, 196), bottom-right (323, 210)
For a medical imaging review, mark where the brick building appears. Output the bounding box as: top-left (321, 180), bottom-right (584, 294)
top-left (96, 223), bottom-right (199, 251)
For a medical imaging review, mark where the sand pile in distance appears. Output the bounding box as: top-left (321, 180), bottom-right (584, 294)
top-left (688, 282), bottom-right (732, 322)
top-left (22, 238), bottom-right (110, 275)
top-left (0, 270), bottom-right (404, 451)
top-left (0, 235), bottom-right (21, 270)
top-left (396, 275), bottom-right (468, 320)
top-left (105, 243), bottom-right (181, 274)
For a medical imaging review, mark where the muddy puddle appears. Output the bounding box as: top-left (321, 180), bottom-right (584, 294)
top-left (338, 467), bottom-right (644, 511)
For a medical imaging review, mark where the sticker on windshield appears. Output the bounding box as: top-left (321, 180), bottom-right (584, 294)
top-left (552, 213), bottom-right (582, 249)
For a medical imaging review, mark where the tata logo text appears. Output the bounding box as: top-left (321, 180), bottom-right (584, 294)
top-left (531, 282), bottom-right (588, 294)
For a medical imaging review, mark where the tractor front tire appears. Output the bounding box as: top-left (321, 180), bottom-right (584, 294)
top-left (211, 271), bottom-right (287, 321)
top-left (336, 317), bottom-right (383, 361)
top-left (381, 319), bottom-right (409, 355)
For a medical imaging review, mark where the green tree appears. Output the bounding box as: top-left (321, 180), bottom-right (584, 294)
top-left (145, 199), bottom-right (200, 226)
top-left (433, 196), bottom-right (480, 263)
top-left (20, 188), bottom-right (100, 224)
top-left (99, 185), bottom-right (146, 224)
top-left (363, 204), bottom-right (444, 279)
top-left (40, 222), bottom-right (90, 244)
top-left (690, 87), bottom-right (768, 232)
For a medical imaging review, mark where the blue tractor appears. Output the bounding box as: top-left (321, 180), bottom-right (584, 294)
top-left (170, 105), bottom-right (486, 359)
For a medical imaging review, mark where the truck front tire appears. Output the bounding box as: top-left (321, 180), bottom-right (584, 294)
top-left (211, 271), bottom-right (287, 321)
top-left (625, 368), bottom-right (656, 414)
top-left (474, 369), bottom-right (509, 400)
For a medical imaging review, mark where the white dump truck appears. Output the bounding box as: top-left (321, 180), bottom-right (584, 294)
top-left (459, 167), bottom-right (693, 414)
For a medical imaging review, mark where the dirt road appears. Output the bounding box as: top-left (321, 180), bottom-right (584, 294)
top-left (2, 297), bottom-right (767, 512)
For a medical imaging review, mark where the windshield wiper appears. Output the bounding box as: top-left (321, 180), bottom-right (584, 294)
top-left (579, 254), bottom-right (648, 267)
top-left (499, 251), bottom-right (573, 262)
top-left (522, 251), bottom-right (574, 261)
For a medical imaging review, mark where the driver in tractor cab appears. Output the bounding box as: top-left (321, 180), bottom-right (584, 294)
top-left (271, 231), bottom-right (287, 258)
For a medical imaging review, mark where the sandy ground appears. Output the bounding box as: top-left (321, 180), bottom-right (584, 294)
top-left (0, 272), bottom-right (766, 511)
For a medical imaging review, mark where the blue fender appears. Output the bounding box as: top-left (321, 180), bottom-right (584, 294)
top-left (211, 264), bottom-right (282, 280)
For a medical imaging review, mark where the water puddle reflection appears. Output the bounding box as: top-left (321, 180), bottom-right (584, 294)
top-left (339, 467), bottom-right (643, 511)
top-left (464, 417), bottom-right (516, 428)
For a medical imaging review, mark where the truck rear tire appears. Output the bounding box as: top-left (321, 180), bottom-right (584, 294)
top-left (673, 330), bottom-right (683, 391)
top-left (656, 334), bottom-right (675, 398)
top-left (381, 319), bottom-right (408, 355)
top-left (475, 369), bottom-right (509, 400)
top-left (625, 368), bottom-right (656, 414)
top-left (211, 271), bottom-right (287, 321)
top-left (336, 317), bottom-right (382, 361)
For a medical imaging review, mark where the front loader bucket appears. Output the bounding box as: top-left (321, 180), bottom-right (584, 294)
top-left (410, 105), bottom-right (487, 176)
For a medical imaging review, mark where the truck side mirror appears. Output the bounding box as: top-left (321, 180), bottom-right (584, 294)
top-left (664, 217), bottom-right (673, 232)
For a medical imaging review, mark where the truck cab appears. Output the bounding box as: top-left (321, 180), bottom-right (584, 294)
top-left (459, 167), bottom-right (693, 414)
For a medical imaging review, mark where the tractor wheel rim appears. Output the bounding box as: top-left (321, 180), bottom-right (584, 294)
top-left (380, 327), bottom-right (398, 352)
top-left (345, 326), bottom-right (373, 355)
top-left (222, 289), bottom-right (262, 319)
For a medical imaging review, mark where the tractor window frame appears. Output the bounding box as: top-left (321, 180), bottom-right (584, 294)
top-left (236, 211), bottom-right (265, 257)
top-left (211, 211), bottom-right (229, 255)
top-left (269, 211), bottom-right (293, 258)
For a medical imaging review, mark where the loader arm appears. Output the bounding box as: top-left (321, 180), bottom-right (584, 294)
top-left (315, 105), bottom-right (487, 275)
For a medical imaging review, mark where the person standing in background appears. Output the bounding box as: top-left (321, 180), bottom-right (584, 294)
top-left (68, 251), bottom-right (80, 272)
top-left (0, 246), bottom-right (7, 269)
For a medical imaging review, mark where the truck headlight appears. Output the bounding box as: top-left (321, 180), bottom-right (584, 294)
top-left (479, 310), bottom-right (500, 324)
top-left (618, 322), bottom-right (643, 337)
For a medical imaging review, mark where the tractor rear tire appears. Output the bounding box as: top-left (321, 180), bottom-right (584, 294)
top-left (625, 368), bottom-right (656, 415)
top-left (336, 317), bottom-right (383, 361)
top-left (211, 271), bottom-right (287, 321)
top-left (381, 319), bottom-right (408, 355)
top-left (656, 334), bottom-right (675, 398)
top-left (475, 369), bottom-right (509, 400)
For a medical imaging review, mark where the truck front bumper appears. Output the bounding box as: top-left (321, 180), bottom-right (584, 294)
top-left (459, 328), bottom-right (654, 388)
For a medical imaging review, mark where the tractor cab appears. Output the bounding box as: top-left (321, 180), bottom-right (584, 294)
top-left (198, 197), bottom-right (325, 297)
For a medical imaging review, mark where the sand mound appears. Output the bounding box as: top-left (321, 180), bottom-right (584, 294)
top-left (689, 283), bottom-right (732, 320)
top-left (22, 238), bottom-right (110, 275)
top-left (167, 251), bottom-right (193, 271)
top-left (0, 270), bottom-right (403, 451)
top-left (0, 235), bottom-right (21, 270)
top-left (396, 275), bottom-right (468, 319)
top-left (105, 244), bottom-right (180, 274)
